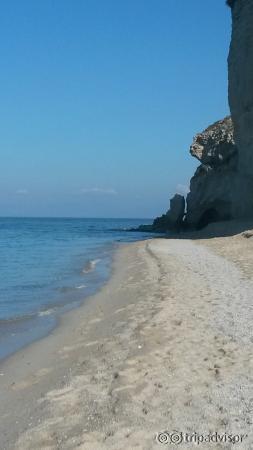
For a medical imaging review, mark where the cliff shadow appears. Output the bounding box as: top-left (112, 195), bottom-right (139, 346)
top-left (162, 219), bottom-right (253, 240)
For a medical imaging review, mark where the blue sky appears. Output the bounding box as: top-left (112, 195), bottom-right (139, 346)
top-left (0, 0), bottom-right (231, 218)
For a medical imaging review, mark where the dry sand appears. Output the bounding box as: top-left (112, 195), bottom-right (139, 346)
top-left (1, 224), bottom-right (253, 449)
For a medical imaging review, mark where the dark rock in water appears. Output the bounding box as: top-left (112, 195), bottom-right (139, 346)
top-left (134, 224), bottom-right (154, 232)
top-left (135, 216), bottom-right (169, 233)
top-left (152, 214), bottom-right (172, 232)
top-left (133, 218), bottom-right (168, 233)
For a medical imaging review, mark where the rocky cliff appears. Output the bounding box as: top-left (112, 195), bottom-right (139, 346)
top-left (228, 0), bottom-right (253, 177)
top-left (186, 0), bottom-right (253, 228)
top-left (138, 0), bottom-right (253, 232)
top-left (136, 193), bottom-right (185, 233)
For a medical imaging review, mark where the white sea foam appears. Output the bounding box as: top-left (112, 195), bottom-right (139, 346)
top-left (82, 258), bottom-right (101, 273)
top-left (38, 308), bottom-right (55, 317)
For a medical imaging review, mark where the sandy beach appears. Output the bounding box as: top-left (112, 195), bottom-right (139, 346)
top-left (1, 225), bottom-right (253, 449)
top-left (1, 1), bottom-right (253, 449)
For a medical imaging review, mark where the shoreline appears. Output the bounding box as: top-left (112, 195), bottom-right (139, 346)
top-left (0, 240), bottom-right (145, 449)
top-left (1, 232), bottom-right (253, 449)
top-left (0, 217), bottom-right (154, 363)
top-left (0, 240), bottom-right (120, 362)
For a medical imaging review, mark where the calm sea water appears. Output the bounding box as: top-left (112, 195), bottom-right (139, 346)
top-left (0, 217), bottom-right (153, 360)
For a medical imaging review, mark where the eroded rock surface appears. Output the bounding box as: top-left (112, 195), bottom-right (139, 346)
top-left (190, 117), bottom-right (236, 168)
top-left (186, 117), bottom-right (238, 228)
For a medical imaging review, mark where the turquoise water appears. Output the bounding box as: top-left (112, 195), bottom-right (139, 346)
top-left (0, 217), bottom-right (153, 360)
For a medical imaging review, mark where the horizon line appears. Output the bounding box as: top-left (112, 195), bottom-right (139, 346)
top-left (0, 215), bottom-right (153, 220)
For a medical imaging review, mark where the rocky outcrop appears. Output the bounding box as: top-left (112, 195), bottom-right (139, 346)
top-left (152, 194), bottom-right (185, 231)
top-left (190, 117), bottom-right (236, 168)
top-left (185, 117), bottom-right (238, 228)
top-left (167, 194), bottom-right (185, 225)
top-left (136, 194), bottom-right (185, 233)
top-left (143, 115), bottom-right (241, 231)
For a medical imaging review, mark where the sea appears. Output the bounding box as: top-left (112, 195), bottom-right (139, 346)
top-left (0, 217), bottom-right (154, 360)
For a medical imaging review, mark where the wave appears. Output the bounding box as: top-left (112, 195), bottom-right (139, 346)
top-left (0, 312), bottom-right (37, 324)
top-left (82, 258), bottom-right (101, 273)
top-left (0, 307), bottom-right (56, 324)
top-left (38, 308), bottom-right (56, 317)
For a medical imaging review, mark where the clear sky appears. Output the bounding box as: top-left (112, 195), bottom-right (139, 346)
top-left (0, 0), bottom-right (231, 218)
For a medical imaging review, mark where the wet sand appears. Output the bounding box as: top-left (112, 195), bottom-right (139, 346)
top-left (1, 226), bottom-right (253, 449)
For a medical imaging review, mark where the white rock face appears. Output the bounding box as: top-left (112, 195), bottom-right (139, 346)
top-left (228, 0), bottom-right (253, 176)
